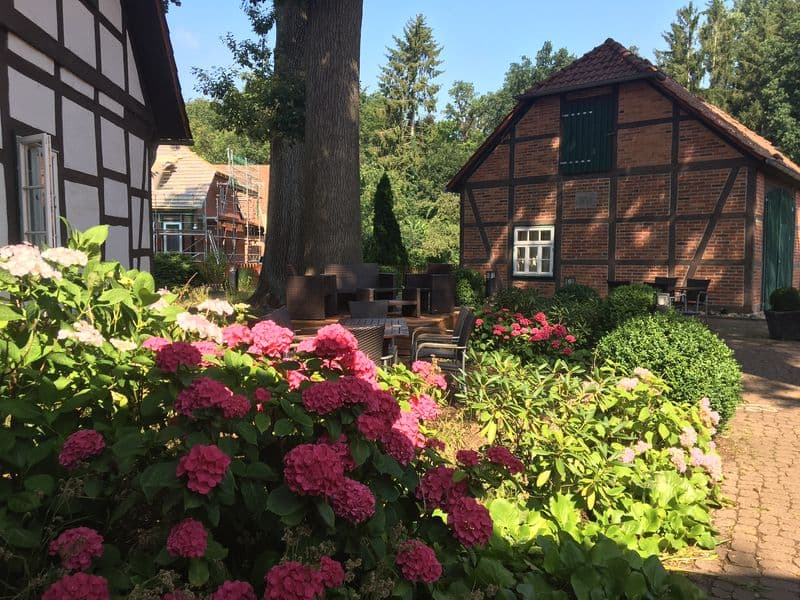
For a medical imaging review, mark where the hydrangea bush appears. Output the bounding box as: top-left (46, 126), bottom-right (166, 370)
top-left (0, 229), bottom-right (534, 598)
top-left (472, 308), bottom-right (577, 361)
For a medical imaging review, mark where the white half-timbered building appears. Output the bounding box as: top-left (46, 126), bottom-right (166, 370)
top-left (0, 0), bottom-right (191, 270)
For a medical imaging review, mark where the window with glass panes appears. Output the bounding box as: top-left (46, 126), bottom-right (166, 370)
top-left (17, 133), bottom-right (59, 248)
top-left (513, 226), bottom-right (554, 276)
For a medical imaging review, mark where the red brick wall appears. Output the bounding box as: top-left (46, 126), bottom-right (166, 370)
top-left (514, 183), bottom-right (556, 222)
top-left (617, 123), bottom-right (672, 168)
top-left (562, 178), bottom-right (610, 220)
top-left (617, 174), bottom-right (670, 218)
top-left (470, 143), bottom-right (509, 182)
top-left (515, 96), bottom-right (559, 137)
top-left (618, 81), bottom-right (672, 123)
top-left (678, 120), bottom-right (740, 162)
top-left (465, 188), bottom-right (508, 224)
top-left (616, 222), bottom-right (668, 260)
top-left (794, 189), bottom-right (800, 290)
top-left (515, 137), bottom-right (559, 177)
top-left (561, 265), bottom-right (609, 295)
top-left (562, 222), bottom-right (608, 260)
top-left (677, 169), bottom-right (746, 214)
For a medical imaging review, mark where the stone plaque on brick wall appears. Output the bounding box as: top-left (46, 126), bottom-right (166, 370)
top-left (575, 191), bottom-right (598, 209)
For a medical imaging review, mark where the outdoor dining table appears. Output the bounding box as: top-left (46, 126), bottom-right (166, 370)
top-left (339, 317), bottom-right (409, 338)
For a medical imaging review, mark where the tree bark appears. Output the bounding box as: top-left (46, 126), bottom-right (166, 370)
top-left (252, 0), bottom-right (307, 306)
top-left (302, 0), bottom-right (363, 272)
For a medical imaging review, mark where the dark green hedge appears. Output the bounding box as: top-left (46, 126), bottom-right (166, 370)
top-left (769, 287), bottom-right (800, 311)
top-left (454, 268), bottom-right (485, 308)
top-left (607, 283), bottom-right (656, 328)
top-left (152, 252), bottom-right (205, 290)
top-left (595, 312), bottom-right (742, 423)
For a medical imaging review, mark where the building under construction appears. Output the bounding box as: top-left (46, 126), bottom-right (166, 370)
top-left (151, 145), bottom-right (268, 267)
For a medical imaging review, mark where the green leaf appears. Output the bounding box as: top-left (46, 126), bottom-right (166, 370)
top-left (642, 555), bottom-right (668, 592)
top-left (82, 224), bottom-right (110, 245)
top-left (315, 499), bottom-right (335, 528)
top-left (350, 437), bottom-right (371, 466)
top-left (241, 480), bottom-right (269, 514)
top-left (24, 474), bottom-right (56, 496)
top-left (133, 271), bottom-right (156, 295)
top-left (0, 398), bottom-right (41, 421)
top-left (8, 491), bottom-right (41, 512)
top-left (138, 461), bottom-right (180, 502)
top-left (246, 462), bottom-right (278, 480)
top-left (536, 470), bottom-right (551, 488)
top-left (638, 406), bottom-right (650, 421)
top-left (236, 422), bottom-right (258, 445)
top-left (474, 557), bottom-right (515, 587)
top-left (373, 453), bottom-right (403, 478)
top-left (0, 304), bottom-right (23, 322)
top-left (98, 288), bottom-right (132, 305)
top-left (658, 423), bottom-right (670, 440)
top-left (188, 558), bottom-right (209, 587)
top-left (273, 418), bottom-right (294, 437)
top-left (254, 412), bottom-right (271, 433)
top-left (111, 432), bottom-right (144, 459)
top-left (205, 540), bottom-right (228, 560)
top-left (266, 484), bottom-right (301, 516)
top-left (1, 527), bottom-right (40, 548)
top-left (623, 572), bottom-right (648, 599)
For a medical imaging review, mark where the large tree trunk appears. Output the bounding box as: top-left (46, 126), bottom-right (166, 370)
top-left (302, 0), bottom-right (363, 272)
top-left (252, 0), bottom-right (307, 306)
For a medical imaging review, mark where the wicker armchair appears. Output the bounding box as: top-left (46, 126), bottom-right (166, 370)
top-left (348, 300), bottom-right (389, 318)
top-left (262, 306), bottom-right (293, 329)
top-left (342, 324), bottom-right (395, 365)
top-left (286, 275), bottom-right (337, 320)
top-left (404, 264), bottom-right (455, 314)
top-left (324, 263), bottom-right (397, 308)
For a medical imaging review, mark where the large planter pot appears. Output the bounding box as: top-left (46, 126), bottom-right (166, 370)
top-left (764, 310), bottom-right (800, 340)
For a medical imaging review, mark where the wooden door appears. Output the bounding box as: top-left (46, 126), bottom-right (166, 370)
top-left (762, 187), bottom-right (796, 308)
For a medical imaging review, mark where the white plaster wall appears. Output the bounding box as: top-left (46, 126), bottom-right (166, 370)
top-left (139, 255), bottom-right (151, 272)
top-left (63, 0), bottom-right (96, 68)
top-left (103, 178), bottom-right (128, 219)
top-left (8, 68), bottom-right (56, 134)
top-left (126, 38), bottom-right (145, 104)
top-left (8, 34), bottom-right (54, 74)
top-left (140, 202), bottom-right (151, 249)
top-left (65, 181), bottom-right (100, 232)
top-left (62, 99), bottom-right (97, 175)
top-left (61, 69), bottom-right (94, 99)
top-left (131, 195), bottom-right (141, 246)
top-left (99, 25), bottom-right (125, 90)
top-left (13, 0), bottom-right (58, 39)
top-left (128, 134), bottom-right (145, 188)
top-left (100, 118), bottom-right (126, 173)
top-left (0, 164), bottom-right (7, 247)
top-left (99, 92), bottom-right (124, 117)
top-left (105, 225), bottom-right (129, 267)
top-left (99, 0), bottom-right (123, 32)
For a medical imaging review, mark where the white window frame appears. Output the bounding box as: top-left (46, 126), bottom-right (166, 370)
top-left (162, 220), bottom-right (183, 253)
top-left (513, 225), bottom-right (555, 277)
top-left (17, 133), bottom-right (59, 248)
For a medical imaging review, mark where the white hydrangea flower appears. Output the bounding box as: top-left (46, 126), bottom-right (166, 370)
top-left (176, 311), bottom-right (223, 342)
top-left (0, 244), bottom-right (62, 280)
top-left (197, 298), bottom-right (235, 317)
top-left (110, 338), bottom-right (137, 352)
top-left (41, 247), bottom-right (88, 268)
top-left (57, 320), bottom-right (105, 347)
top-left (633, 367), bottom-right (654, 380)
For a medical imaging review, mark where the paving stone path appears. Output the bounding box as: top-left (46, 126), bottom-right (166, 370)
top-left (678, 318), bottom-right (800, 599)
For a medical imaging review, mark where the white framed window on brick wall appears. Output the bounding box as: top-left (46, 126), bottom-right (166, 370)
top-left (513, 225), bottom-right (554, 276)
top-left (17, 133), bottom-right (60, 248)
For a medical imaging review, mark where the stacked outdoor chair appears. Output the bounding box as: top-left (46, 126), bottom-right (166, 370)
top-left (324, 263), bottom-right (397, 309)
top-left (412, 307), bottom-right (477, 391)
top-left (348, 300), bottom-right (389, 318)
top-left (404, 263), bottom-right (456, 314)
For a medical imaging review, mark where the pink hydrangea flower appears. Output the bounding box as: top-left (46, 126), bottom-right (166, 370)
top-left (142, 336), bottom-right (171, 351)
top-left (319, 434), bottom-right (356, 471)
top-left (250, 320), bottom-right (294, 357)
top-left (191, 341), bottom-right (223, 359)
top-left (633, 367), bottom-right (654, 380)
top-left (59, 430), bottom-right (105, 470)
top-left (679, 426), bottom-right (698, 448)
top-left (174, 377), bottom-right (233, 417)
top-left (283, 443), bottom-right (344, 496)
top-left (689, 447), bottom-right (723, 481)
top-left (176, 445), bottom-right (231, 494)
top-left (485, 445), bottom-right (525, 475)
top-left (417, 466), bottom-right (468, 511)
top-left (49, 527), bottom-right (104, 571)
top-left (318, 556), bottom-right (345, 589)
top-left (218, 394), bottom-right (251, 419)
top-left (447, 496), bottom-right (493, 547)
top-left (456, 449), bottom-right (480, 467)
top-left (222, 324), bottom-right (253, 348)
top-left (409, 394), bottom-right (439, 421)
top-left (286, 369), bottom-right (309, 390)
top-left (699, 397), bottom-right (721, 428)
top-left (263, 561), bottom-right (324, 600)
top-left (391, 411), bottom-right (426, 449)
top-left (395, 539), bottom-right (442, 583)
top-left (634, 440), bottom-right (652, 455)
top-left (42, 573), bottom-right (109, 600)
top-left (310, 324), bottom-right (358, 359)
top-left (302, 381), bottom-right (345, 415)
top-left (565, 334), bottom-right (577, 344)
top-left (212, 580), bottom-right (256, 600)
top-left (341, 349), bottom-right (377, 382)
top-left (380, 428), bottom-right (416, 465)
top-left (337, 375), bottom-right (377, 405)
top-left (330, 478), bottom-right (375, 524)
top-left (619, 448), bottom-right (636, 464)
top-left (155, 342), bottom-right (202, 373)
top-left (475, 318), bottom-right (484, 326)
top-left (617, 377), bottom-right (640, 392)
top-left (667, 447), bottom-right (687, 474)
top-left (426, 438), bottom-right (446, 451)
top-left (166, 518), bottom-right (208, 558)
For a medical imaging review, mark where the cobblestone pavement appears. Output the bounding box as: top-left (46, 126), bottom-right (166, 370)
top-left (679, 318), bottom-right (800, 599)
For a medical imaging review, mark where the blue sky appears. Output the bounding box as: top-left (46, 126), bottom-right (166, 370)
top-left (167, 1), bottom-right (686, 103)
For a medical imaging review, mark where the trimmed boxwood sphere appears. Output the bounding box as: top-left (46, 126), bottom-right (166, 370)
top-left (595, 313), bottom-right (742, 424)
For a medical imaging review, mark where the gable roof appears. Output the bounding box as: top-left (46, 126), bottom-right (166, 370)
top-left (447, 38), bottom-right (800, 191)
top-left (152, 146), bottom-right (220, 210)
top-left (123, 0), bottom-right (191, 142)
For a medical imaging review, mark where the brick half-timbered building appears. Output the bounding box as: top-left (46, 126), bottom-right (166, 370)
top-left (0, 0), bottom-right (191, 271)
top-left (448, 39), bottom-right (800, 312)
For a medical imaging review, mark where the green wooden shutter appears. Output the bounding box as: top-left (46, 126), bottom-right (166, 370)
top-left (762, 188), bottom-right (796, 308)
top-left (560, 95), bottom-right (614, 175)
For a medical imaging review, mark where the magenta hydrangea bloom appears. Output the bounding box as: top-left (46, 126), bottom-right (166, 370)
top-left (302, 380), bottom-right (345, 415)
top-left (42, 573), bottom-right (109, 600)
top-left (249, 320), bottom-right (294, 357)
top-left (155, 342), bottom-right (202, 373)
top-left (283, 443), bottom-right (344, 496)
top-left (447, 496), bottom-right (493, 547)
top-left (166, 518), bottom-right (208, 558)
top-left (263, 561), bottom-right (324, 600)
top-left (318, 556), bottom-right (345, 589)
top-left (174, 377), bottom-right (233, 417)
top-left (59, 430), bottom-right (105, 470)
top-left (456, 449), bottom-right (480, 467)
top-left (330, 478), bottom-right (375, 524)
top-left (485, 445), bottom-right (525, 475)
top-left (395, 539), bottom-right (443, 583)
top-left (176, 444), bottom-right (231, 494)
top-left (49, 527), bottom-right (104, 571)
top-left (212, 580), bottom-right (256, 600)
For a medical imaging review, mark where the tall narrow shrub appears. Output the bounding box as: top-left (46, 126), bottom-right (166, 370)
top-left (372, 172), bottom-right (408, 267)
